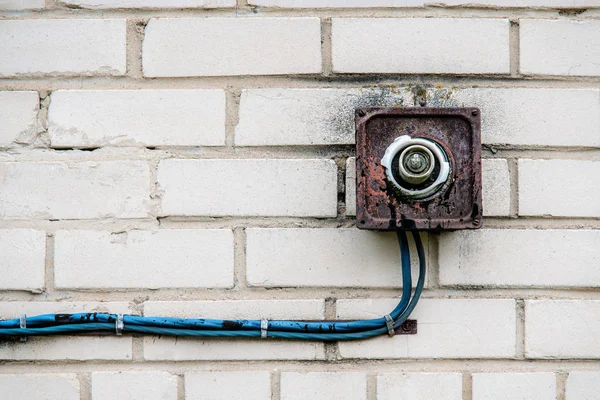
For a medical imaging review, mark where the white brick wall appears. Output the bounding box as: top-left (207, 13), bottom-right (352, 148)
top-left (337, 299), bottom-right (516, 359)
top-left (521, 19), bottom-right (600, 76)
top-left (54, 230), bottom-right (234, 289)
top-left (525, 300), bottom-right (600, 359)
top-left (425, 88), bottom-right (600, 147)
top-left (0, 0), bottom-right (44, 9)
top-left (332, 18), bottom-right (510, 74)
top-left (238, 88), bottom-right (600, 147)
top-left (0, 19), bottom-right (126, 77)
top-left (143, 18), bottom-right (321, 77)
top-left (0, 229), bottom-right (46, 291)
top-left (345, 157), bottom-right (357, 216)
top-left (250, 0), bottom-right (594, 6)
top-left (280, 372), bottom-right (367, 400)
top-left (0, 374), bottom-right (79, 400)
top-left (481, 159), bottom-right (511, 216)
top-left (246, 228), bottom-right (427, 288)
top-left (185, 371), bottom-right (271, 400)
top-left (48, 90), bottom-right (226, 148)
top-left (157, 159), bottom-right (338, 217)
top-left (92, 372), bottom-right (178, 400)
top-left (236, 88), bottom-right (412, 146)
top-left (62, 0), bottom-right (236, 8)
top-left (0, 161), bottom-right (150, 219)
top-left (566, 372), bottom-right (600, 400)
top-left (439, 229), bottom-right (600, 287)
top-left (143, 300), bottom-right (325, 319)
top-left (519, 159), bottom-right (600, 217)
top-left (472, 373), bottom-right (556, 400)
top-left (377, 373), bottom-right (462, 400)
top-left (0, 91), bottom-right (39, 147)
top-left (0, 4), bottom-right (597, 399)
top-left (144, 337), bottom-right (325, 361)
top-left (0, 336), bottom-right (132, 360)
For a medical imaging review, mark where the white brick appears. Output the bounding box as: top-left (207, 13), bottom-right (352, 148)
top-left (62, 0), bottom-right (235, 8)
top-left (250, 0), bottom-right (423, 6)
top-left (185, 371), bottom-right (271, 400)
top-left (144, 300), bottom-right (325, 319)
top-left (145, 337), bottom-right (324, 361)
top-left (0, 302), bottom-right (134, 320)
top-left (482, 159), bottom-right (511, 216)
top-left (158, 159), bottom-right (337, 217)
top-left (566, 372), bottom-right (600, 400)
top-left (235, 88), bottom-right (412, 146)
top-left (337, 299), bottom-right (515, 359)
top-left (54, 230), bottom-right (233, 289)
top-left (0, 230), bottom-right (45, 291)
top-left (425, 88), bottom-right (600, 147)
top-left (0, 91), bottom-right (39, 147)
top-left (0, 0), bottom-right (44, 9)
top-left (92, 372), bottom-right (178, 400)
top-left (143, 299), bottom-right (325, 360)
top-left (0, 19), bottom-right (125, 77)
top-left (346, 158), bottom-right (510, 217)
top-left (246, 228), bottom-right (428, 288)
top-left (144, 301), bottom-right (324, 360)
top-left (525, 300), bottom-right (600, 359)
top-left (48, 90), bottom-right (226, 148)
top-left (472, 373), bottom-right (555, 400)
top-left (281, 372), bottom-right (367, 400)
top-left (0, 161), bottom-right (150, 219)
top-left (521, 19), bottom-right (600, 76)
top-left (377, 373), bottom-right (462, 400)
top-left (519, 159), bottom-right (600, 217)
top-left (250, 0), bottom-right (594, 6)
top-left (345, 157), bottom-right (356, 216)
top-left (332, 18), bottom-right (509, 74)
top-left (439, 229), bottom-right (600, 287)
top-left (0, 374), bottom-right (79, 400)
top-left (0, 336), bottom-right (132, 360)
top-left (143, 18), bottom-right (321, 77)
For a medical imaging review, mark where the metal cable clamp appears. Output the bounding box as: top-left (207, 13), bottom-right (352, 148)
top-left (260, 319), bottom-right (269, 338)
top-left (384, 314), bottom-right (395, 337)
top-left (115, 314), bottom-right (124, 336)
top-left (19, 314), bottom-right (27, 342)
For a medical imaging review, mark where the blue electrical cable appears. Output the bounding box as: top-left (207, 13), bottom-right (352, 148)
top-left (0, 231), bottom-right (425, 341)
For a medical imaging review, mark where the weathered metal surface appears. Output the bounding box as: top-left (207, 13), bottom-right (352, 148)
top-left (355, 107), bottom-right (483, 231)
top-left (395, 319), bottom-right (417, 335)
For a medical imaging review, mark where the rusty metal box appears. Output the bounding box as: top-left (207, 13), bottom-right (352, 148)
top-left (355, 107), bottom-right (483, 231)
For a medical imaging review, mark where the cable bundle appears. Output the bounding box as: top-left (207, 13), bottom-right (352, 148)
top-left (0, 231), bottom-right (425, 341)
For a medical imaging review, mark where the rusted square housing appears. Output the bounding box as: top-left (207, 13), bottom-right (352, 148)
top-left (355, 107), bottom-right (483, 231)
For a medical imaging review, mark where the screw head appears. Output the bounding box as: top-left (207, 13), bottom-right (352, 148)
top-left (471, 110), bottom-right (479, 116)
top-left (405, 152), bottom-right (429, 174)
top-left (357, 110), bottom-right (366, 117)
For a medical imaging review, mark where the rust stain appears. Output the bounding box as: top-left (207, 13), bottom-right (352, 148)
top-left (355, 107), bottom-right (483, 231)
